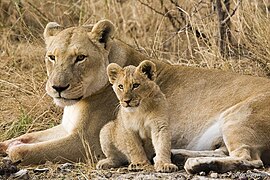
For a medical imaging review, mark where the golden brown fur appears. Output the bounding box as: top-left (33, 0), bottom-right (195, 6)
top-left (97, 60), bottom-right (178, 172)
top-left (0, 20), bottom-right (270, 174)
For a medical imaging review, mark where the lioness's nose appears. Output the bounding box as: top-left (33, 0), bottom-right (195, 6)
top-left (52, 84), bottom-right (70, 93)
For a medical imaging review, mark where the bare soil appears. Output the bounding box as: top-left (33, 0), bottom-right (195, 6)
top-left (1, 156), bottom-right (270, 179)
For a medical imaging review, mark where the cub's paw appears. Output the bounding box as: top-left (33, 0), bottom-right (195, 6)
top-left (96, 158), bottom-right (117, 170)
top-left (155, 162), bottom-right (178, 173)
top-left (128, 161), bottom-right (150, 172)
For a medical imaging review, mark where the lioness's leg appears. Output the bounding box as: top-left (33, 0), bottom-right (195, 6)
top-left (151, 123), bottom-right (178, 172)
top-left (184, 156), bottom-right (263, 174)
top-left (185, 97), bottom-right (270, 174)
top-left (172, 148), bottom-right (227, 161)
top-left (0, 125), bottom-right (67, 154)
top-left (6, 134), bottom-right (87, 165)
top-left (184, 137), bottom-right (264, 174)
top-left (171, 148), bottom-right (227, 169)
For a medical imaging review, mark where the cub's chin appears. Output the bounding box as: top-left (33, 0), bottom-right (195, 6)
top-left (123, 107), bottom-right (138, 113)
top-left (53, 97), bottom-right (83, 107)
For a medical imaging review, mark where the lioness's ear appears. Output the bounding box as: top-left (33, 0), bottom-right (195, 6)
top-left (43, 22), bottom-right (63, 44)
top-left (137, 60), bottom-right (156, 81)
top-left (89, 20), bottom-right (115, 46)
top-left (107, 63), bottom-right (122, 84)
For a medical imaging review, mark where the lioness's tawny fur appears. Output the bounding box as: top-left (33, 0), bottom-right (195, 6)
top-left (97, 60), bottom-right (178, 172)
top-left (0, 20), bottom-right (270, 173)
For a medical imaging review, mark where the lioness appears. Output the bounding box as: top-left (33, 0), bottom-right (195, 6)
top-left (0, 19), bottom-right (270, 174)
top-left (97, 60), bottom-right (178, 173)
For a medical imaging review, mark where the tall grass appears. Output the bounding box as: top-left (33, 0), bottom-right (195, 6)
top-left (0, 0), bottom-right (269, 141)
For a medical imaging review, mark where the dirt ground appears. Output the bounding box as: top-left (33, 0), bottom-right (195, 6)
top-left (1, 156), bottom-right (270, 179)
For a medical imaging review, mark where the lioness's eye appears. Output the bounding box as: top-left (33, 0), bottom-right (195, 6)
top-left (48, 55), bottom-right (55, 61)
top-left (133, 83), bottom-right (140, 89)
top-left (75, 55), bottom-right (87, 63)
top-left (118, 84), bottom-right (123, 90)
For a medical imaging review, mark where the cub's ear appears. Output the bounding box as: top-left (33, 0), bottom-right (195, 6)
top-left (136, 60), bottom-right (156, 81)
top-left (43, 22), bottom-right (63, 38)
top-left (107, 63), bottom-right (122, 84)
top-left (89, 20), bottom-right (115, 46)
top-left (43, 22), bottom-right (63, 44)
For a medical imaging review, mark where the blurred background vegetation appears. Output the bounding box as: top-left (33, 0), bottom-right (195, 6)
top-left (0, 0), bottom-right (270, 141)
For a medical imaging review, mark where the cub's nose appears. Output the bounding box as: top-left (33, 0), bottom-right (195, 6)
top-left (52, 84), bottom-right (70, 93)
top-left (124, 99), bottom-right (132, 106)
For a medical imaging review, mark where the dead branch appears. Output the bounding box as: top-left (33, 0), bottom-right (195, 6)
top-left (221, 0), bottom-right (241, 25)
top-left (216, 0), bottom-right (233, 57)
top-left (137, 0), bottom-right (164, 16)
top-left (138, 0), bottom-right (209, 44)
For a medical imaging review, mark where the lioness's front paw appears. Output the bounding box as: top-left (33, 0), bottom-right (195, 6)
top-left (154, 162), bottom-right (178, 173)
top-left (7, 144), bottom-right (29, 163)
top-left (0, 142), bottom-right (8, 154)
top-left (128, 161), bottom-right (150, 172)
top-left (96, 158), bottom-right (117, 170)
top-left (0, 138), bottom-right (28, 155)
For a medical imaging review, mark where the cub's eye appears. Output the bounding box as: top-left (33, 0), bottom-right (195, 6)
top-left (118, 84), bottom-right (123, 90)
top-left (75, 55), bottom-right (87, 63)
top-left (132, 83), bottom-right (140, 89)
top-left (48, 55), bottom-right (55, 61)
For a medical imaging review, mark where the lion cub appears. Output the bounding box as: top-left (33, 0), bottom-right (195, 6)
top-left (96, 60), bottom-right (178, 173)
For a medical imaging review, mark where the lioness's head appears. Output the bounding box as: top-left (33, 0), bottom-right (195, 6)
top-left (43, 20), bottom-right (115, 107)
top-left (107, 60), bottom-right (157, 112)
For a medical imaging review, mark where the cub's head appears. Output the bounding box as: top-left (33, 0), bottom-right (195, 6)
top-left (43, 20), bottom-right (115, 107)
top-left (107, 60), bottom-right (157, 112)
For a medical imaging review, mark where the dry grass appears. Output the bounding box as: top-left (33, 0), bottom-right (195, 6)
top-left (0, 0), bottom-right (270, 177)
